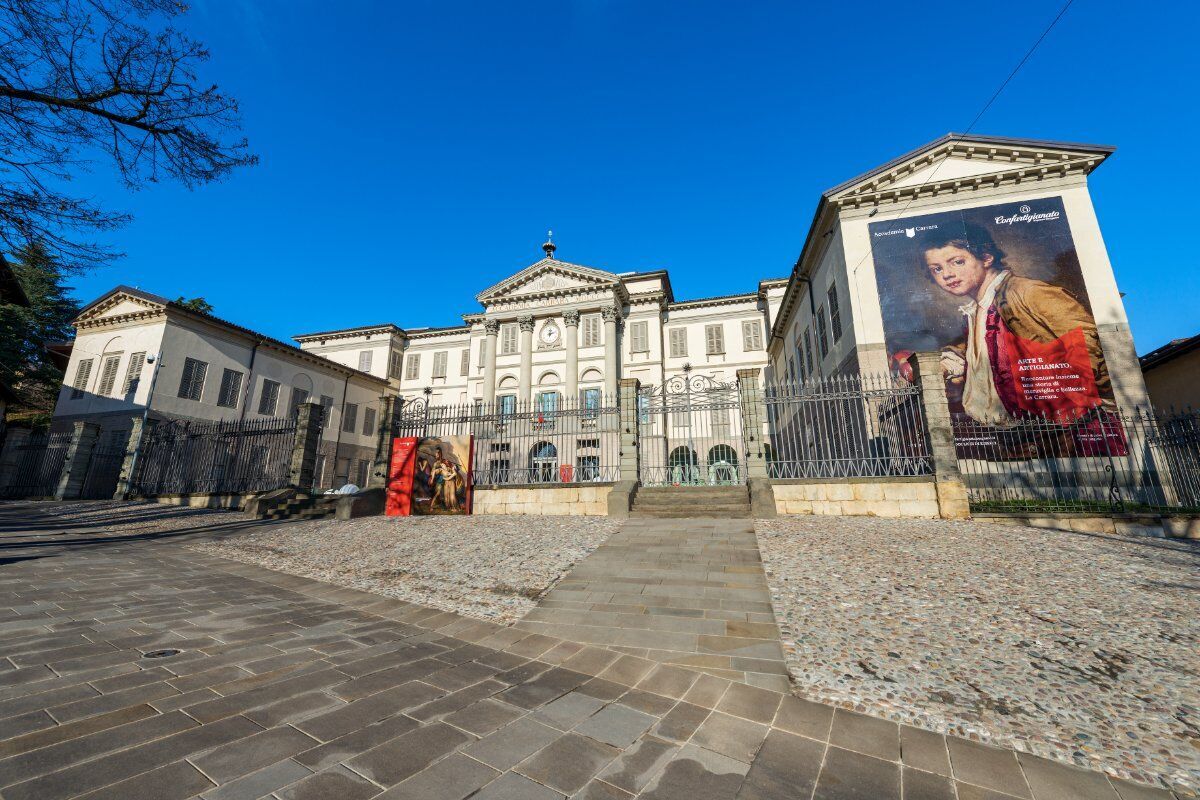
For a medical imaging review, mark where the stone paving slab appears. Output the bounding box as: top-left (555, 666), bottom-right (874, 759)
top-left (0, 502), bottom-right (1190, 799)
top-left (515, 517), bottom-right (790, 689)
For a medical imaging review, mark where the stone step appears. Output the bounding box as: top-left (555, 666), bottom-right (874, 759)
top-left (629, 509), bottom-right (752, 519)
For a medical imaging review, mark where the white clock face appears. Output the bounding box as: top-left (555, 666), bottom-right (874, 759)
top-left (541, 324), bottom-right (560, 344)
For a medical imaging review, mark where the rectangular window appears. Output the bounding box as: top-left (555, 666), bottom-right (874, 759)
top-left (289, 386), bottom-right (309, 416)
top-left (704, 324), bottom-right (725, 355)
top-left (432, 350), bottom-right (448, 378)
top-left (404, 353), bottom-right (420, 381)
top-left (582, 315), bottom-right (601, 347)
top-left (788, 357), bottom-right (797, 385)
top-left (816, 307), bottom-right (830, 358)
top-left (123, 352), bottom-right (146, 395)
top-left (498, 394), bottom-right (516, 417)
top-left (362, 406), bottom-right (376, 436)
top-left (358, 350), bottom-right (373, 372)
top-left (343, 402), bottom-right (358, 432)
top-left (630, 320), bottom-right (649, 353)
top-left (96, 354), bottom-right (121, 397)
top-left (177, 358), bottom-right (207, 401)
top-left (355, 460), bottom-right (369, 488)
top-left (741, 320), bottom-right (763, 351)
top-left (460, 349), bottom-right (469, 376)
top-left (320, 395), bottom-right (334, 426)
top-left (581, 387), bottom-right (601, 409)
top-left (216, 369), bottom-right (243, 408)
top-left (803, 329), bottom-right (814, 375)
top-left (501, 323), bottom-right (518, 354)
top-left (828, 285), bottom-right (843, 343)
top-left (257, 379), bottom-right (280, 415)
top-left (71, 358), bottom-right (93, 399)
top-left (668, 328), bottom-right (687, 358)
top-left (389, 350), bottom-right (402, 379)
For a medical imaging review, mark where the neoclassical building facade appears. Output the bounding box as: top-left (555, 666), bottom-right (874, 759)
top-left (295, 239), bottom-right (788, 408)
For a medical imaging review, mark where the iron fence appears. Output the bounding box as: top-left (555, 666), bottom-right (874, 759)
top-left (763, 373), bottom-right (933, 479)
top-left (637, 374), bottom-right (747, 486)
top-left (394, 393), bottom-right (621, 485)
top-left (952, 406), bottom-right (1200, 514)
top-left (0, 431), bottom-right (71, 498)
top-left (134, 417), bottom-right (298, 496)
top-left (79, 434), bottom-right (128, 500)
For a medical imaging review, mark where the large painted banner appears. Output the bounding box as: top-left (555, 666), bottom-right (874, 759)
top-left (385, 435), bottom-right (474, 516)
top-left (869, 196), bottom-right (1114, 425)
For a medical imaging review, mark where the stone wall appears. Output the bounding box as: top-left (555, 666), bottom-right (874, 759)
top-left (772, 477), bottom-right (940, 518)
top-left (472, 483), bottom-right (613, 516)
top-left (977, 513), bottom-right (1200, 540)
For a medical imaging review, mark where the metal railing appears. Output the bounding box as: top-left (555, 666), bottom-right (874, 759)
top-left (0, 431), bottom-right (71, 498)
top-left (79, 439), bottom-right (127, 500)
top-left (134, 417), bottom-right (298, 496)
top-left (637, 374), bottom-right (747, 486)
top-left (763, 373), bottom-right (933, 479)
top-left (952, 406), bottom-right (1200, 514)
top-left (394, 393), bottom-right (621, 485)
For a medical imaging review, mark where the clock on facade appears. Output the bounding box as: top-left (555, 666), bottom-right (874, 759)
top-left (540, 322), bottom-right (561, 346)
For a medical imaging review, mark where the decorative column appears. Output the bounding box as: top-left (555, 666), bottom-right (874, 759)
top-left (563, 309), bottom-right (580, 402)
top-left (368, 395), bottom-right (397, 489)
top-left (288, 401), bottom-right (325, 493)
top-left (602, 306), bottom-right (620, 398)
top-left (483, 319), bottom-right (499, 406)
top-left (736, 368), bottom-right (777, 518)
top-left (518, 314), bottom-right (535, 404)
top-left (55, 421), bottom-right (101, 500)
top-left (908, 352), bottom-right (971, 519)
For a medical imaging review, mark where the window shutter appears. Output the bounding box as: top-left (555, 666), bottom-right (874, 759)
top-left (477, 339), bottom-right (486, 368)
top-left (289, 386), bottom-right (309, 416)
top-left (827, 285), bottom-right (843, 343)
top-left (630, 321), bottom-right (648, 353)
top-left (502, 324), bottom-right (518, 354)
top-left (343, 403), bottom-right (358, 432)
top-left (433, 351), bottom-right (448, 378)
top-left (705, 324), bottom-right (724, 355)
top-left (124, 352), bottom-right (146, 394)
top-left (97, 355), bottom-right (121, 396)
top-left (460, 349), bottom-right (470, 376)
top-left (363, 406), bottom-right (376, 435)
top-left (258, 379), bottom-right (280, 415)
top-left (320, 395), bottom-right (334, 426)
top-left (404, 353), bottom-right (420, 381)
top-left (582, 316), bottom-right (600, 347)
top-left (389, 351), bottom-right (402, 379)
top-left (742, 321), bottom-right (762, 351)
top-left (217, 369), bottom-right (243, 408)
top-left (72, 358), bottom-right (92, 398)
top-left (358, 350), bottom-right (373, 372)
top-left (803, 330), bottom-right (814, 375)
top-left (178, 358), bottom-right (207, 401)
top-left (669, 328), bottom-right (687, 358)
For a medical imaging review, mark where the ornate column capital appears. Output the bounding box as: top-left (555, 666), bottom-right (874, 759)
top-left (601, 305), bottom-right (621, 323)
top-left (518, 314), bottom-right (536, 333)
top-left (562, 309), bottom-right (580, 327)
top-left (484, 319), bottom-right (501, 335)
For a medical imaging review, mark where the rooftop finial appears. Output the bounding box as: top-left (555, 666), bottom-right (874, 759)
top-left (542, 230), bottom-right (556, 258)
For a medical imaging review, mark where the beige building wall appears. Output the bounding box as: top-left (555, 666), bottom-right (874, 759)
top-left (1143, 349), bottom-right (1200, 411)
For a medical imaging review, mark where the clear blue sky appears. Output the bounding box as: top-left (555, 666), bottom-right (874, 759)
top-left (65, 0), bottom-right (1198, 353)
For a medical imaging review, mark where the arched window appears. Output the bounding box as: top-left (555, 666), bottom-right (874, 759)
top-left (667, 446), bottom-right (700, 485)
top-left (707, 445), bottom-right (739, 485)
top-left (530, 441), bottom-right (558, 483)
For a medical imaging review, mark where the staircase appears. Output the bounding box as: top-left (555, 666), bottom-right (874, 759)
top-left (249, 492), bottom-right (339, 522)
top-left (629, 485), bottom-right (752, 518)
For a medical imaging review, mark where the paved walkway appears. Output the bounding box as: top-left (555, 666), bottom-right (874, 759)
top-left (0, 502), bottom-right (1183, 800)
top-left (516, 518), bottom-right (789, 690)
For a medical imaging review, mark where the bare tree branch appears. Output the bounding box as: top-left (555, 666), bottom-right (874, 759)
top-left (0, 0), bottom-right (256, 272)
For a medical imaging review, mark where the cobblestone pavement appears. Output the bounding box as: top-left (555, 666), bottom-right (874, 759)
top-left (756, 515), bottom-right (1200, 795)
top-left (516, 518), bottom-right (789, 690)
top-left (188, 511), bottom-right (619, 624)
top-left (0, 502), bottom-right (1187, 799)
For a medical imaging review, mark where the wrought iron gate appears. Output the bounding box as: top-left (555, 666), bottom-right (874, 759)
top-left (79, 437), bottom-right (127, 500)
top-left (638, 373), bottom-right (747, 486)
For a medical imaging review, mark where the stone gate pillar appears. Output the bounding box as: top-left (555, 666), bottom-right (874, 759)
top-left (908, 352), bottom-right (971, 519)
top-left (288, 402), bottom-right (324, 493)
top-left (55, 421), bottom-right (101, 500)
top-left (608, 377), bottom-right (641, 518)
top-left (736, 368), bottom-right (777, 518)
top-left (114, 417), bottom-right (150, 500)
top-left (368, 395), bottom-right (397, 490)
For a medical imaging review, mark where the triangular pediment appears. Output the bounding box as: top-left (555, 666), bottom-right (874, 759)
top-left (74, 287), bottom-right (167, 325)
top-left (827, 134), bottom-right (1115, 207)
top-left (476, 258), bottom-right (620, 304)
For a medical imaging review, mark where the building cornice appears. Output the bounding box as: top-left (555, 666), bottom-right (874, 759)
top-left (293, 324), bottom-right (404, 343)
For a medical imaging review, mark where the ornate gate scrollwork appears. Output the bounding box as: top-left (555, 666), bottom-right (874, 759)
top-left (637, 372), bottom-right (746, 487)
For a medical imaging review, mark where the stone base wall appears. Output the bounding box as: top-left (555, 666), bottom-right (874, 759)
top-left (472, 484), bottom-right (613, 516)
top-left (772, 477), bottom-right (940, 518)
top-left (143, 492), bottom-right (256, 511)
top-left (977, 513), bottom-right (1200, 539)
